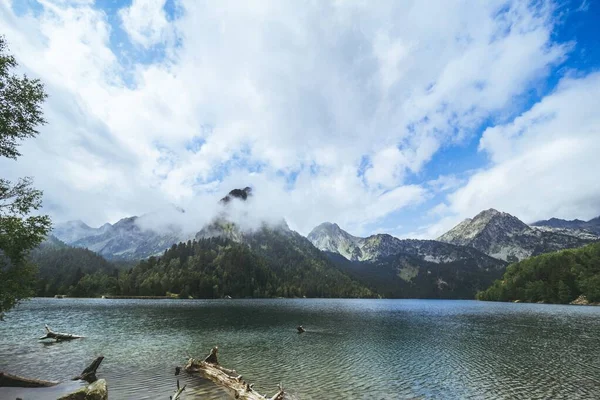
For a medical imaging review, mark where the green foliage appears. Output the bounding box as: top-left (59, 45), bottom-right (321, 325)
top-left (0, 180), bottom-right (51, 262)
top-left (117, 235), bottom-right (372, 298)
top-left (30, 233), bottom-right (373, 299)
top-left (0, 259), bottom-right (37, 313)
top-left (30, 237), bottom-right (118, 297)
top-left (476, 242), bottom-right (600, 303)
top-left (330, 252), bottom-right (506, 299)
top-left (0, 35), bottom-right (51, 313)
top-left (0, 36), bottom-right (47, 160)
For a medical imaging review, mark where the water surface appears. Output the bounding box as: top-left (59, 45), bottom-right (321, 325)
top-left (1, 298), bottom-right (599, 399)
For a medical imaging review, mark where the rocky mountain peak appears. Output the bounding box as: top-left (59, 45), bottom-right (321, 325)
top-left (438, 209), bottom-right (596, 262)
top-left (438, 209), bottom-right (529, 245)
top-left (220, 187), bottom-right (252, 204)
top-left (307, 222), bottom-right (362, 260)
top-left (196, 187), bottom-right (291, 242)
top-left (476, 208), bottom-right (501, 217)
top-left (309, 222), bottom-right (345, 235)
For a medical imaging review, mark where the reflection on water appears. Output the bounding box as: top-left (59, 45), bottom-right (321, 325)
top-left (1, 298), bottom-right (599, 399)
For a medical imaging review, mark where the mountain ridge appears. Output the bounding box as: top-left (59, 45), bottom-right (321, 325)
top-left (438, 209), bottom-right (598, 261)
top-left (307, 220), bottom-right (507, 298)
top-left (308, 220), bottom-right (503, 266)
top-left (532, 215), bottom-right (600, 235)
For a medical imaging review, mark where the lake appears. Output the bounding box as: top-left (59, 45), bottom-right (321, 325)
top-left (1, 298), bottom-right (599, 399)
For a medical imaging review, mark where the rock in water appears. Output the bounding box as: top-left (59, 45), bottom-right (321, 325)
top-left (570, 295), bottom-right (590, 305)
top-left (57, 379), bottom-right (107, 400)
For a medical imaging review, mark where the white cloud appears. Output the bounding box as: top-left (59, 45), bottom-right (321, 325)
top-left (421, 72), bottom-right (600, 238)
top-left (427, 175), bottom-right (464, 194)
top-left (365, 146), bottom-right (407, 188)
top-left (119, 0), bottom-right (170, 48)
top-left (0, 0), bottom-right (586, 238)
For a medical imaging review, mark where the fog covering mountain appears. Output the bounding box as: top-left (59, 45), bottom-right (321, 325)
top-left (308, 222), bottom-right (506, 298)
top-left (52, 211), bottom-right (190, 261)
top-left (51, 186), bottom-right (272, 261)
top-left (437, 209), bottom-right (598, 262)
top-left (531, 215), bottom-right (600, 235)
top-left (52, 220), bottom-right (112, 243)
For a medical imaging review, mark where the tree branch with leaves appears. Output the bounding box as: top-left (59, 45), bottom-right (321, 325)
top-left (0, 35), bottom-right (51, 314)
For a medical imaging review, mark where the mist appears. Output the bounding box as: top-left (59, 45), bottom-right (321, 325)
top-left (132, 179), bottom-right (297, 240)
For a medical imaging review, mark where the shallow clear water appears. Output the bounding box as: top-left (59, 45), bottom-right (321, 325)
top-left (1, 298), bottom-right (599, 400)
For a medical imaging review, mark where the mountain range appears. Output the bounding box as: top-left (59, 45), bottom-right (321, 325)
top-left (47, 188), bottom-right (599, 299)
top-left (304, 210), bottom-right (598, 297)
top-left (306, 221), bottom-right (507, 298)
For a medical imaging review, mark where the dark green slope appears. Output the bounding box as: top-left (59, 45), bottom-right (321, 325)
top-left (29, 236), bottom-right (119, 296)
top-left (326, 251), bottom-right (506, 299)
top-left (243, 227), bottom-right (372, 297)
top-left (120, 234), bottom-right (373, 298)
top-left (476, 242), bottom-right (600, 304)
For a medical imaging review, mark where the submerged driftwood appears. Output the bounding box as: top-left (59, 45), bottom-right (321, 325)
top-left (170, 379), bottom-right (186, 400)
top-left (39, 324), bottom-right (84, 341)
top-left (184, 347), bottom-right (285, 400)
top-left (0, 357), bottom-right (107, 400)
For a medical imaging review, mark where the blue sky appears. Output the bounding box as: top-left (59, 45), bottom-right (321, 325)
top-left (1, 0), bottom-right (599, 238)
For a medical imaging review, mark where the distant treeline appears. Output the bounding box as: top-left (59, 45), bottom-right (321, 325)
top-left (32, 235), bottom-right (373, 299)
top-left (29, 239), bottom-right (119, 297)
top-left (33, 234), bottom-right (600, 303)
top-left (476, 242), bottom-right (600, 304)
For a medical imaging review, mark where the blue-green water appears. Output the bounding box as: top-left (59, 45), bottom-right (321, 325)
top-left (1, 298), bottom-right (599, 399)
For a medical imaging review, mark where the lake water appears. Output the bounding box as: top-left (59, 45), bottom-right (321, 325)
top-left (1, 298), bottom-right (599, 400)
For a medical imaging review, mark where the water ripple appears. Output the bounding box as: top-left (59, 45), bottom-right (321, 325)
top-left (1, 299), bottom-right (599, 399)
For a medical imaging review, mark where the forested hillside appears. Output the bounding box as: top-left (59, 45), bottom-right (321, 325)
top-left (327, 252), bottom-right (506, 299)
top-left (30, 234), bottom-right (373, 299)
top-left (29, 236), bottom-right (119, 297)
top-left (476, 242), bottom-right (600, 304)
top-left (119, 236), bottom-right (373, 298)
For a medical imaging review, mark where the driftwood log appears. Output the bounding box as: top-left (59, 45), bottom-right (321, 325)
top-left (184, 347), bottom-right (285, 400)
top-left (0, 357), bottom-right (103, 387)
top-left (1, 357), bottom-right (107, 400)
top-left (73, 357), bottom-right (104, 383)
top-left (59, 357), bottom-right (107, 400)
top-left (39, 324), bottom-right (84, 341)
top-left (0, 372), bottom-right (58, 387)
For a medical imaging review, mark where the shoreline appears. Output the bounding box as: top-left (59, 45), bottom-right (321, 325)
top-left (29, 296), bottom-right (600, 305)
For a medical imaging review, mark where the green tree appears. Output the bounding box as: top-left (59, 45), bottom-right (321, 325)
top-left (477, 242), bottom-right (600, 304)
top-left (557, 280), bottom-right (572, 304)
top-left (0, 35), bottom-right (51, 313)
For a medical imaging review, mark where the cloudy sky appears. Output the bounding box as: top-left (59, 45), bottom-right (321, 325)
top-left (1, 0), bottom-right (599, 238)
